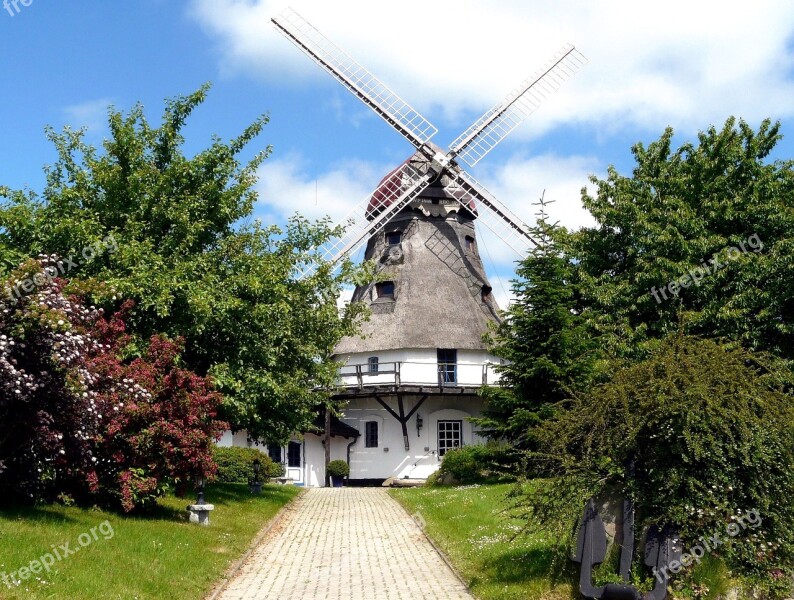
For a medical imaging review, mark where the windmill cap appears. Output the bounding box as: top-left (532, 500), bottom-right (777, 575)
top-left (366, 157), bottom-right (477, 220)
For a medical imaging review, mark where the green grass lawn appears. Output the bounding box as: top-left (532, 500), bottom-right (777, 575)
top-left (0, 483), bottom-right (301, 600)
top-left (390, 483), bottom-right (576, 600)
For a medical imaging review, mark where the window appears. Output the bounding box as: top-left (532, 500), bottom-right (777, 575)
top-left (367, 356), bottom-right (379, 373)
top-left (287, 441), bottom-right (301, 468)
top-left (464, 235), bottom-right (475, 251)
top-left (386, 231), bottom-right (402, 245)
top-left (438, 420), bottom-right (462, 456)
top-left (267, 444), bottom-right (282, 463)
top-left (365, 421), bottom-right (379, 448)
top-left (481, 285), bottom-right (492, 303)
top-left (437, 348), bottom-right (457, 384)
top-left (376, 281), bottom-right (395, 299)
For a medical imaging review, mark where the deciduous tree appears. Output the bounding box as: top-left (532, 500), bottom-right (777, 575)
top-left (0, 86), bottom-right (367, 440)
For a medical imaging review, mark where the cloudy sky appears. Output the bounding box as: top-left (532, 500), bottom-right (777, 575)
top-left (2, 1), bottom-right (793, 305)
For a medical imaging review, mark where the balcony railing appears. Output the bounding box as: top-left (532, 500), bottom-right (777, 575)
top-left (337, 360), bottom-right (502, 390)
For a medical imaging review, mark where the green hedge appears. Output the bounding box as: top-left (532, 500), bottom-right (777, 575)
top-left (435, 443), bottom-right (518, 485)
top-left (212, 446), bottom-right (284, 483)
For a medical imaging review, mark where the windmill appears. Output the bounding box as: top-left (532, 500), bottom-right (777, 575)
top-left (261, 9), bottom-right (587, 487)
top-left (271, 9), bottom-right (587, 274)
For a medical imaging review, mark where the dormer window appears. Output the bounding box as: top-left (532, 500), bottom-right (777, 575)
top-left (376, 281), bottom-right (395, 299)
top-left (386, 231), bottom-right (402, 245)
top-left (464, 235), bottom-right (475, 251)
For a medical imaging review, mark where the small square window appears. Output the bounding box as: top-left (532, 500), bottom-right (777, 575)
top-left (365, 421), bottom-right (379, 448)
top-left (464, 235), bottom-right (475, 251)
top-left (386, 231), bottom-right (402, 245)
top-left (376, 281), bottom-right (395, 299)
top-left (267, 444), bottom-right (282, 463)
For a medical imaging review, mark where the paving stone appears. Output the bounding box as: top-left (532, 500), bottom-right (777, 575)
top-left (218, 488), bottom-right (473, 600)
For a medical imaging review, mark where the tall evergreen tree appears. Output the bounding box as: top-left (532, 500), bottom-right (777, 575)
top-left (476, 197), bottom-right (601, 445)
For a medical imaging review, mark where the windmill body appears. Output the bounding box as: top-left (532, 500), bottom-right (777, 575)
top-left (217, 10), bottom-right (585, 486)
top-left (327, 184), bottom-right (505, 482)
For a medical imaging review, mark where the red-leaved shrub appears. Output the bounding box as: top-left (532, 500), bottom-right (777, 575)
top-left (0, 256), bottom-right (227, 510)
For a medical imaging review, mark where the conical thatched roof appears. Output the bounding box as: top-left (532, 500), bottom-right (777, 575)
top-left (334, 196), bottom-right (501, 356)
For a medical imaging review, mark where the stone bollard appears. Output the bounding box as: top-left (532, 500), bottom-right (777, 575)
top-left (186, 503), bottom-right (215, 526)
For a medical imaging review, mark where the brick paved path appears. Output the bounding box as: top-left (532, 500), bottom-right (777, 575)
top-left (217, 488), bottom-right (473, 600)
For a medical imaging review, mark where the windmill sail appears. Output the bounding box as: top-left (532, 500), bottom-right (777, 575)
top-left (449, 44), bottom-right (587, 167)
top-left (272, 9), bottom-right (438, 148)
top-left (272, 9), bottom-right (586, 276)
top-left (444, 170), bottom-right (537, 256)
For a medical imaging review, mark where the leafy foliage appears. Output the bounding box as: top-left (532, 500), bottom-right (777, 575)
top-left (522, 335), bottom-right (794, 592)
top-left (572, 117), bottom-right (794, 365)
top-left (0, 86), bottom-right (368, 441)
top-left (433, 444), bottom-right (518, 485)
top-left (0, 257), bottom-right (227, 511)
top-left (211, 447), bottom-right (283, 483)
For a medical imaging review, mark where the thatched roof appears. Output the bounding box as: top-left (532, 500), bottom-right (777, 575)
top-left (334, 198), bottom-right (501, 356)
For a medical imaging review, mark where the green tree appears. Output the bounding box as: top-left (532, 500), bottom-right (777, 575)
top-left (0, 85), bottom-right (367, 441)
top-left (476, 198), bottom-right (601, 445)
top-left (572, 117), bottom-right (794, 366)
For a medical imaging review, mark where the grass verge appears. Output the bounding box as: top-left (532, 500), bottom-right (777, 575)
top-left (390, 483), bottom-right (575, 600)
top-left (0, 482), bottom-right (300, 600)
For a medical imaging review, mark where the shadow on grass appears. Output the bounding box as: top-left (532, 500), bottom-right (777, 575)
top-left (201, 483), bottom-right (298, 507)
top-left (125, 483), bottom-right (295, 523)
top-left (0, 505), bottom-right (82, 525)
top-left (0, 483), bottom-right (298, 526)
top-left (470, 546), bottom-right (579, 597)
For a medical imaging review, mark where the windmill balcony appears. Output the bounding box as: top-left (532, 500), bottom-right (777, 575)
top-left (337, 360), bottom-right (503, 390)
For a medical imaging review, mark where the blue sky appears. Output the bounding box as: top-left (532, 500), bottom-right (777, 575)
top-left (2, 1), bottom-right (794, 305)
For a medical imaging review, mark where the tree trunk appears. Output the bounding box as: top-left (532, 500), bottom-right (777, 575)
top-left (324, 405), bottom-right (331, 487)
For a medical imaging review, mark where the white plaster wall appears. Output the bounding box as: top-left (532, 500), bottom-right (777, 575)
top-left (303, 434), bottom-right (356, 487)
top-left (303, 435), bottom-right (324, 487)
top-left (341, 394), bottom-right (486, 480)
top-left (216, 430), bottom-right (265, 449)
top-left (217, 430), bottom-right (234, 447)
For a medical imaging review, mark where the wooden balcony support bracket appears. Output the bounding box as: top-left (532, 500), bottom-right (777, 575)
top-left (373, 393), bottom-right (429, 451)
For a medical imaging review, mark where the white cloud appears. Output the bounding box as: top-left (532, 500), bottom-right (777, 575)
top-left (62, 98), bottom-right (114, 135)
top-left (189, 0), bottom-right (794, 135)
top-left (483, 153), bottom-right (599, 232)
top-left (254, 153), bottom-right (390, 223)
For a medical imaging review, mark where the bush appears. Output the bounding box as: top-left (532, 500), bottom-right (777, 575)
top-left (435, 443), bottom-right (518, 485)
top-left (525, 335), bottom-right (794, 596)
top-left (0, 257), bottom-right (228, 512)
top-left (212, 447), bottom-right (282, 483)
top-left (326, 460), bottom-right (349, 478)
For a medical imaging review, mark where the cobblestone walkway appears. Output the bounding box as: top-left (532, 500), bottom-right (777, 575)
top-left (217, 488), bottom-right (473, 600)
